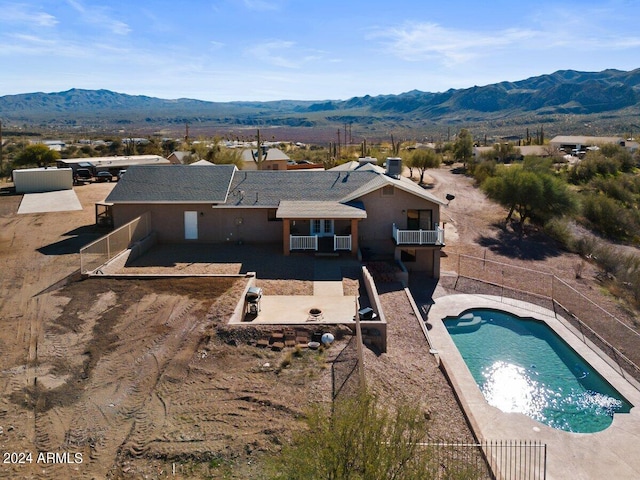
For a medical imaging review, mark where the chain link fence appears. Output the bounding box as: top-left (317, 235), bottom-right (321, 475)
top-left (80, 212), bottom-right (151, 274)
top-left (331, 335), bottom-right (361, 402)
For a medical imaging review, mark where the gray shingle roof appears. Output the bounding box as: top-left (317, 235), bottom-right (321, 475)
top-left (105, 164), bottom-right (236, 203)
top-left (224, 170), bottom-right (379, 206)
top-left (105, 165), bottom-right (445, 207)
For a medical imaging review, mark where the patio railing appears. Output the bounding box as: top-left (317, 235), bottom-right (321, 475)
top-left (393, 223), bottom-right (444, 245)
top-left (290, 235), bottom-right (318, 251)
top-left (334, 234), bottom-right (352, 251)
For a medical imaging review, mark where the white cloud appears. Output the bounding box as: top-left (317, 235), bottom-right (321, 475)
top-left (245, 40), bottom-right (327, 69)
top-left (0, 3), bottom-right (58, 27)
top-left (242, 0), bottom-right (279, 11)
top-left (373, 14), bottom-right (640, 70)
top-left (65, 0), bottom-right (131, 35)
top-left (373, 22), bottom-right (539, 66)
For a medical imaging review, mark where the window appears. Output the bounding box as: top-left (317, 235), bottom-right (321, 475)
top-left (382, 185), bottom-right (395, 196)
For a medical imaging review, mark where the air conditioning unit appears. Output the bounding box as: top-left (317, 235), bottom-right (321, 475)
top-left (386, 157), bottom-right (402, 178)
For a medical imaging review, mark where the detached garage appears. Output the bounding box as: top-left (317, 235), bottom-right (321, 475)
top-left (13, 167), bottom-right (73, 194)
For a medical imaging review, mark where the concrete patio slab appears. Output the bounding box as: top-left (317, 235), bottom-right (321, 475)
top-left (18, 189), bottom-right (82, 214)
top-left (231, 294), bottom-right (358, 325)
top-left (427, 294), bottom-right (640, 480)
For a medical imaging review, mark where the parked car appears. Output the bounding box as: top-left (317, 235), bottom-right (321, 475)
top-left (95, 171), bottom-right (113, 182)
top-left (117, 169), bottom-right (127, 180)
top-left (74, 168), bottom-right (93, 184)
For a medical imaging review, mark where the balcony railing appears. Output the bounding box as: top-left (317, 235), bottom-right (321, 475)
top-left (392, 223), bottom-right (444, 245)
top-left (334, 235), bottom-right (352, 251)
top-left (290, 235), bottom-right (318, 251)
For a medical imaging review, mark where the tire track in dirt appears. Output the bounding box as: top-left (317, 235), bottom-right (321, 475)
top-left (36, 292), bottom-right (208, 478)
top-left (115, 299), bottom-right (203, 459)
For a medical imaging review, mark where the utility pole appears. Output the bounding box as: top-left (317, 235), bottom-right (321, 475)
top-left (185, 122), bottom-right (190, 144)
top-left (337, 129), bottom-right (341, 158)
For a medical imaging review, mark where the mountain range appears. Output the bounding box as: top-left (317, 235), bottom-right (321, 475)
top-left (2, 68), bottom-right (639, 141)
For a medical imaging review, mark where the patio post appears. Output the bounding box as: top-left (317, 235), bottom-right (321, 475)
top-left (283, 218), bottom-right (291, 255)
top-left (350, 219), bottom-right (359, 255)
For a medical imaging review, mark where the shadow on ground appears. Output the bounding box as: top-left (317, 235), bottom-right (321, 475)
top-left (477, 227), bottom-right (563, 261)
top-left (37, 225), bottom-right (106, 255)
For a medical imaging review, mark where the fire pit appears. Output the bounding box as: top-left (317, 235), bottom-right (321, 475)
top-left (307, 307), bottom-right (323, 322)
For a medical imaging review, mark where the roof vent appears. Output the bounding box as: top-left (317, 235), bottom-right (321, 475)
top-left (385, 157), bottom-right (402, 178)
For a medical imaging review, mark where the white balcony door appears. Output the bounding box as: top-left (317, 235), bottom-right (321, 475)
top-left (310, 219), bottom-right (334, 237)
top-left (184, 211), bottom-right (198, 240)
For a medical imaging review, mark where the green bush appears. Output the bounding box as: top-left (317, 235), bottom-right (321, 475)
top-left (543, 218), bottom-right (576, 250)
top-left (581, 194), bottom-right (639, 241)
top-left (471, 159), bottom-right (496, 185)
top-left (267, 389), bottom-right (478, 480)
top-left (591, 177), bottom-right (636, 206)
top-left (569, 152), bottom-right (621, 184)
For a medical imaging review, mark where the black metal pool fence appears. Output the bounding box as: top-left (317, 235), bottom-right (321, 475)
top-left (418, 440), bottom-right (546, 480)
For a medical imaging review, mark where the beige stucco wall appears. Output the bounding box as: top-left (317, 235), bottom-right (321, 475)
top-left (113, 204), bottom-right (282, 244)
top-left (357, 186), bottom-right (440, 255)
top-left (111, 185), bottom-right (441, 252)
top-left (395, 247), bottom-right (439, 278)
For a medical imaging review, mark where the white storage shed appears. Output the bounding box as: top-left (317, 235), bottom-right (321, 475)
top-left (13, 167), bottom-right (74, 194)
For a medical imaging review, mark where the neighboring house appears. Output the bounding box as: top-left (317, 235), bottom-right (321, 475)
top-left (58, 155), bottom-right (170, 174)
top-left (473, 145), bottom-right (555, 161)
top-left (167, 151), bottom-right (191, 164)
top-left (105, 162), bottom-right (446, 277)
top-left (241, 147), bottom-right (290, 171)
top-left (37, 140), bottom-right (66, 151)
top-left (549, 135), bottom-right (627, 153)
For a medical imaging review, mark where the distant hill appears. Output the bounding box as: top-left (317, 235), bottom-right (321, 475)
top-left (2, 68), bottom-right (639, 140)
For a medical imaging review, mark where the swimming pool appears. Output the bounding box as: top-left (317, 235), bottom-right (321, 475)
top-left (444, 308), bottom-right (633, 433)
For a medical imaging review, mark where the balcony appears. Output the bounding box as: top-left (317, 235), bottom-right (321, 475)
top-left (392, 223), bottom-right (444, 246)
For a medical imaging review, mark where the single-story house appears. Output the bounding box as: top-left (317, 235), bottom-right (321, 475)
top-left (167, 151), bottom-right (191, 164)
top-left (473, 145), bottom-right (555, 161)
top-left (241, 147), bottom-right (290, 171)
top-left (549, 136), bottom-right (627, 153)
top-left (58, 155), bottom-right (170, 174)
top-left (105, 162), bottom-right (446, 277)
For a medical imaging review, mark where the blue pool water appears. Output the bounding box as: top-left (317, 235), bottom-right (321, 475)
top-left (444, 309), bottom-right (633, 433)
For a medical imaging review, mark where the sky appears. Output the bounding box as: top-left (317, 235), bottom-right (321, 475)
top-left (1, 0), bottom-right (639, 102)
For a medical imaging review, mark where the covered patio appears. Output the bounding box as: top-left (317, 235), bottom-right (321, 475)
top-left (277, 200), bottom-right (366, 256)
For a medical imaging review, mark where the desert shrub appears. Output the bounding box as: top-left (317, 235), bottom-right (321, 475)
top-left (590, 177), bottom-right (636, 206)
top-left (543, 217), bottom-right (575, 250)
top-left (581, 194), bottom-right (639, 241)
top-left (268, 389), bottom-right (477, 480)
top-left (471, 159), bottom-right (496, 185)
top-left (573, 235), bottom-right (598, 258)
top-left (569, 152), bottom-right (621, 184)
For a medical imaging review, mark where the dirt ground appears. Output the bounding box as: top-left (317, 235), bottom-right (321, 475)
top-left (1, 166), bottom-right (638, 479)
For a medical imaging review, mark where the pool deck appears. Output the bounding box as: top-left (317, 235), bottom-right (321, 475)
top-left (427, 294), bottom-right (640, 480)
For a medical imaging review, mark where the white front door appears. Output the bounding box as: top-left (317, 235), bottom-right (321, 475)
top-left (311, 219), bottom-right (334, 237)
top-left (184, 211), bottom-right (198, 240)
